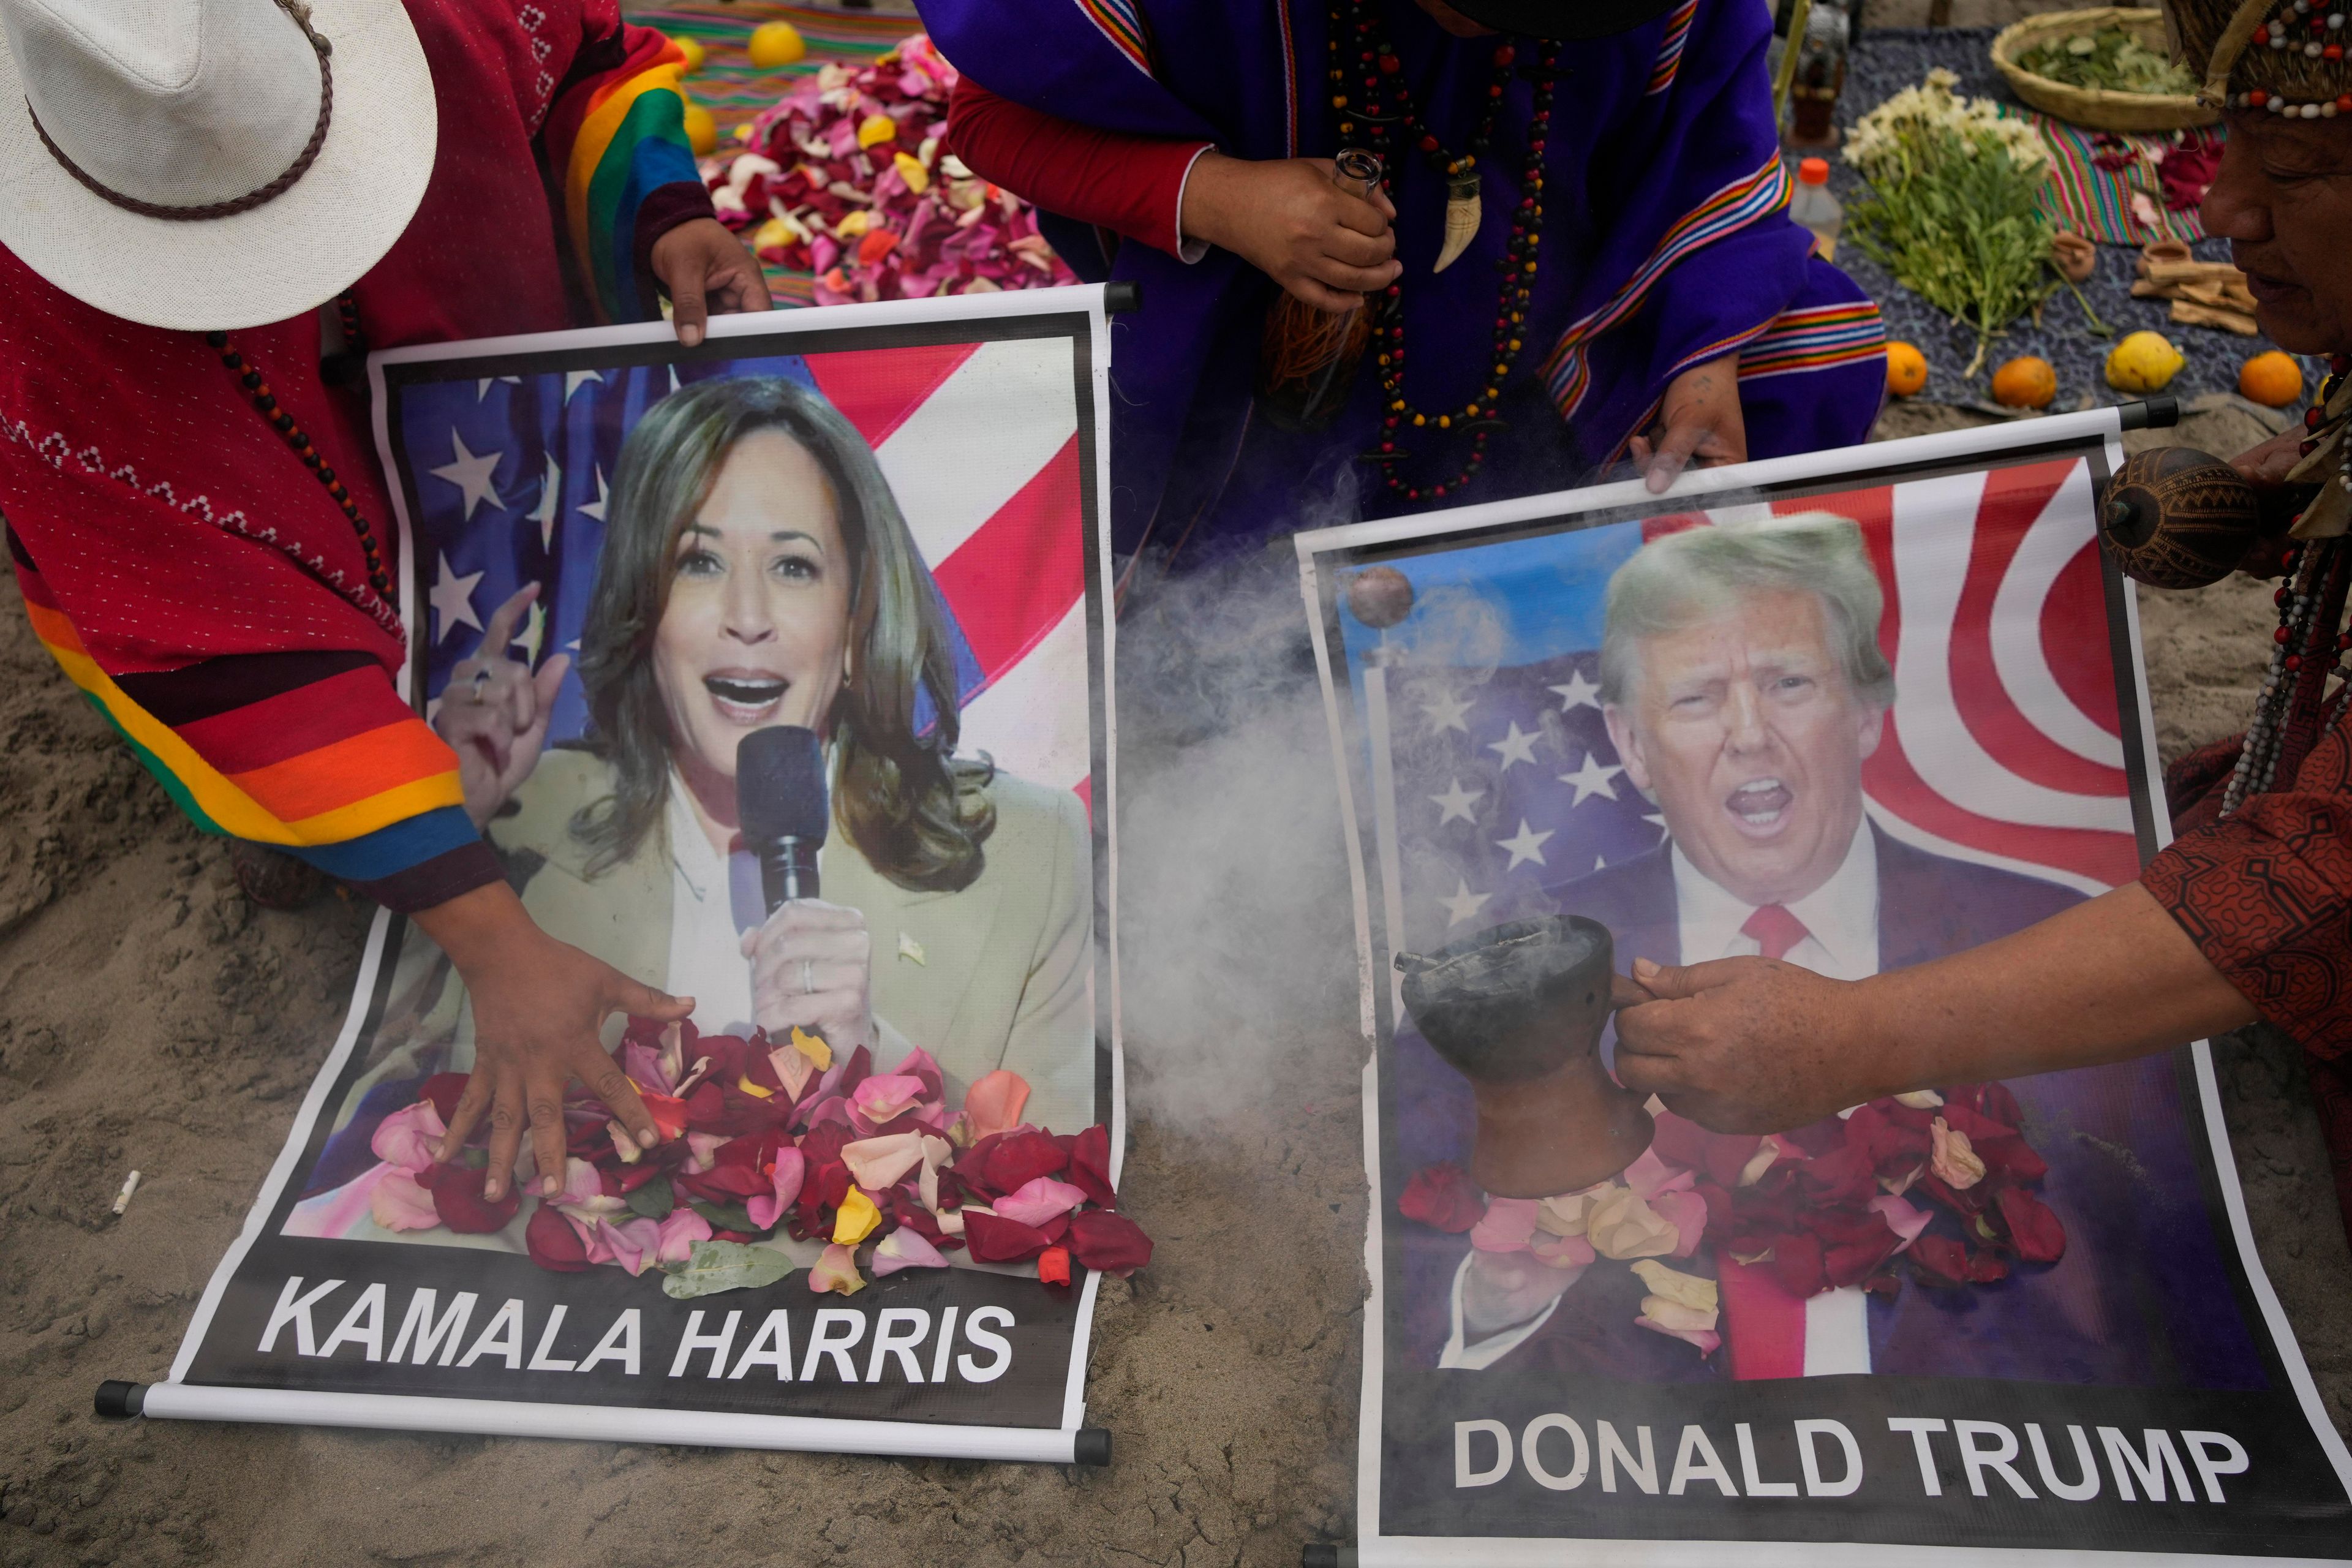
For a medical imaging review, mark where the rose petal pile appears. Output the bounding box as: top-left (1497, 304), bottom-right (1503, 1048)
top-left (1399, 1081), bottom-right (2064, 1358)
top-left (387, 1016), bottom-right (1147, 1297)
top-left (702, 34), bottom-right (1076, 306)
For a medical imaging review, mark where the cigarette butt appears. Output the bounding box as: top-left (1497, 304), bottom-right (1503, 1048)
top-left (111, 1170), bottom-right (141, 1216)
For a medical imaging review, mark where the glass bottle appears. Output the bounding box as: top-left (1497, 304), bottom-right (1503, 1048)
top-left (1787, 1), bottom-right (1849, 149)
top-left (1258, 147), bottom-right (1385, 434)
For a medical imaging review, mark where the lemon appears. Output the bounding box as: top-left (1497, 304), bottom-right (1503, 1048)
top-left (681, 102), bottom-right (717, 157)
top-left (1885, 341), bottom-right (1928, 398)
top-left (2105, 330), bottom-right (2184, 394)
top-left (674, 34), bottom-right (706, 74)
top-left (747, 20), bottom-right (807, 68)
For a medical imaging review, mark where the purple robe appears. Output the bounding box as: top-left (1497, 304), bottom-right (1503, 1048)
top-left (917, 0), bottom-right (1890, 564)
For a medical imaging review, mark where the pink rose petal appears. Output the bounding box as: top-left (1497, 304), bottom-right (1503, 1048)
top-left (1530, 1231), bottom-right (1597, 1270)
top-left (1469, 1196), bottom-right (1543, 1254)
top-left (1868, 1192), bottom-right (1932, 1251)
top-left (1622, 1147), bottom-right (1697, 1199)
top-left (370, 1101), bottom-right (448, 1174)
top-left (369, 1169), bottom-right (441, 1232)
top-left (993, 1176), bottom-right (1090, 1229)
top-left (655, 1207), bottom-right (713, 1265)
top-left (746, 1147), bottom-right (808, 1231)
top-left (842, 1132), bottom-right (926, 1191)
top-left (1651, 1188), bottom-right (1711, 1259)
top-left (810, 1242), bottom-right (866, 1295)
top-left (963, 1069), bottom-right (1031, 1140)
top-left (872, 1227), bottom-right (949, 1276)
top-left (851, 1073), bottom-right (926, 1129)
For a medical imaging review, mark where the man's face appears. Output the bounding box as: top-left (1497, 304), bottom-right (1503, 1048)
top-left (1603, 589), bottom-right (1884, 908)
top-left (2205, 111), bottom-right (2352, 354)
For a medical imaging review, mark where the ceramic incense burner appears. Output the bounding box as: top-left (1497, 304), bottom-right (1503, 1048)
top-left (1396, 915), bottom-right (1654, 1199)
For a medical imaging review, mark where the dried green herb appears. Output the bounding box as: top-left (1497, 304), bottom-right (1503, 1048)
top-left (2016, 27), bottom-right (2196, 96)
top-left (1847, 125), bottom-right (2060, 376)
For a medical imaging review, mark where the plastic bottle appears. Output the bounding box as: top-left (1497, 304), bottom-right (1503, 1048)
top-left (1789, 156), bottom-right (1842, 263)
top-left (1258, 147), bottom-right (1385, 433)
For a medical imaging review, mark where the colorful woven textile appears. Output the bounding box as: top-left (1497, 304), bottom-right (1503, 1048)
top-left (2021, 110), bottom-right (2214, 247)
top-left (625, 3), bottom-right (923, 303)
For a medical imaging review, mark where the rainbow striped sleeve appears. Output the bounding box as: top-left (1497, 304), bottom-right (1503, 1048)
top-left (542, 24), bottom-right (718, 325)
top-left (10, 533), bottom-right (500, 913)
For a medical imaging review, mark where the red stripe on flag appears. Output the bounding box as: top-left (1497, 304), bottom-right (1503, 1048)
top-left (2045, 537), bottom-right (2123, 741)
top-left (930, 434), bottom-right (1084, 683)
top-left (1864, 710), bottom-right (2141, 886)
top-left (804, 342), bottom-right (982, 452)
top-left (1947, 461), bottom-right (2127, 797)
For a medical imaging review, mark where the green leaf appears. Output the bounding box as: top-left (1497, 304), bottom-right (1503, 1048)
top-left (660, 1239), bottom-right (794, 1300)
top-left (625, 1174), bottom-right (676, 1221)
top-left (690, 1198), bottom-right (765, 1234)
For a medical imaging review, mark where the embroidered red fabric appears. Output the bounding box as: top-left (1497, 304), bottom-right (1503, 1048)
top-left (2146, 714), bottom-right (2352, 1250)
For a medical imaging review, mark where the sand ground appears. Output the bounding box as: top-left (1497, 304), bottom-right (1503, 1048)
top-left (1, 391), bottom-right (2348, 1565)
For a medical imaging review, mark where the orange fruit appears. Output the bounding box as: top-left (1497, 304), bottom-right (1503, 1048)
top-left (1991, 355), bottom-right (2057, 410)
top-left (682, 102), bottom-right (718, 156)
top-left (2239, 350), bottom-right (2304, 408)
top-left (1885, 341), bottom-right (1928, 398)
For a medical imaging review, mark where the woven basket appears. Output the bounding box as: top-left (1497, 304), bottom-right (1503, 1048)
top-left (1991, 7), bottom-right (2218, 132)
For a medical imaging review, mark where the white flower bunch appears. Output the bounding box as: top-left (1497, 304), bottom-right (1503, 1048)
top-left (1844, 67), bottom-right (2049, 183)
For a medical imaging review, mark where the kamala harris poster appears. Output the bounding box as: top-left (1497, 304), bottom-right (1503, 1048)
top-left (1296, 411), bottom-right (2352, 1562)
top-left (132, 288), bottom-right (1129, 1464)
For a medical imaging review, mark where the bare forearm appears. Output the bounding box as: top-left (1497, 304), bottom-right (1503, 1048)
top-left (1858, 883), bottom-right (2257, 1093)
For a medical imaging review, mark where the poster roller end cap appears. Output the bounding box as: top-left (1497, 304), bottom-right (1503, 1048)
top-left (2120, 395), bottom-right (2180, 431)
top-left (1072, 1428), bottom-right (1112, 1466)
top-left (1102, 281), bottom-right (1142, 315)
top-left (93, 1381), bottom-right (145, 1420)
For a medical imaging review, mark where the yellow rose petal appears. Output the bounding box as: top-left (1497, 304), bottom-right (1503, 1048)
top-left (893, 150), bottom-right (930, 195)
top-left (735, 1074), bottom-right (774, 1100)
top-left (1630, 1259), bottom-right (1719, 1315)
top-left (858, 113), bottom-right (899, 149)
top-left (791, 1025), bottom-right (832, 1070)
top-left (833, 1186), bottom-right (881, 1246)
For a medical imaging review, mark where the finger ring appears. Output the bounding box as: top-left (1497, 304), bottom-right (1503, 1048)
top-left (801, 959), bottom-right (816, 995)
top-left (468, 667), bottom-right (492, 704)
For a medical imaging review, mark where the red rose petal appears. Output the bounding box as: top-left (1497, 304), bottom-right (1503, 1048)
top-left (1994, 1188), bottom-right (2067, 1263)
top-left (1068, 1210), bottom-right (1153, 1275)
top-left (1398, 1163), bottom-right (1483, 1232)
top-left (420, 1073), bottom-right (469, 1125)
top-left (419, 1162), bottom-right (521, 1234)
top-left (1910, 1233), bottom-right (1970, 1287)
top-left (1796, 1142), bottom-right (1876, 1208)
top-left (1068, 1124), bottom-right (1117, 1209)
top-left (638, 1091), bottom-right (689, 1143)
top-left (963, 1209), bottom-right (1054, 1264)
top-left (1036, 1245), bottom-right (1071, 1286)
top-left (1768, 1231), bottom-right (1826, 1298)
top-left (525, 1204), bottom-right (591, 1271)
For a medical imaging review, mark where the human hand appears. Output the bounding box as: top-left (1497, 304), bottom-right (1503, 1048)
top-left (1180, 152), bottom-right (1401, 312)
top-left (2232, 427), bottom-right (2317, 578)
top-left (419, 884), bottom-right (695, 1202)
top-left (1627, 353), bottom-right (1747, 494)
top-left (1613, 954), bottom-right (1889, 1134)
top-left (744, 898), bottom-right (874, 1054)
top-left (650, 216), bottom-right (774, 347)
top-left (1461, 1248), bottom-right (1584, 1340)
top-left (436, 584), bottom-right (570, 829)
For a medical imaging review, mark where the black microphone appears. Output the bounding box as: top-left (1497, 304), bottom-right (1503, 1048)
top-left (737, 726), bottom-right (827, 913)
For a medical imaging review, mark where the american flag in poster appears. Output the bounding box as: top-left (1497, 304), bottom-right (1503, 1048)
top-left (388, 337), bottom-right (1090, 796)
top-left (1344, 454), bottom-right (2139, 958)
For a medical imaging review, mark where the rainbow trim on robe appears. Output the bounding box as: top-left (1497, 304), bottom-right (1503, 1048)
top-left (545, 35), bottom-right (708, 324)
top-left (1074, 0), bottom-right (1153, 77)
top-left (11, 538), bottom-right (494, 911)
top-left (1538, 155), bottom-right (1793, 421)
top-left (1647, 0), bottom-right (1700, 96)
top-left (1733, 299), bottom-right (1887, 381)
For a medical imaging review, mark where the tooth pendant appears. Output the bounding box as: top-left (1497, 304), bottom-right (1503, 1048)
top-left (1433, 173), bottom-right (1481, 274)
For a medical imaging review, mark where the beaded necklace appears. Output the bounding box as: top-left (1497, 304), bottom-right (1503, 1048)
top-left (2220, 351), bottom-right (2352, 818)
top-left (1322, 0), bottom-right (1560, 503)
top-left (198, 293), bottom-right (394, 609)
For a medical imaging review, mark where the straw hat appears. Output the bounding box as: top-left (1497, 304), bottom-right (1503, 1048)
top-left (2168, 0), bottom-right (2352, 113)
top-left (0, 0), bottom-right (437, 331)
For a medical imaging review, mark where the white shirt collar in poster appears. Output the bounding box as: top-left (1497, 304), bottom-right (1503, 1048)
top-left (665, 769), bottom-right (773, 1039)
top-left (1668, 816), bottom-right (1880, 982)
